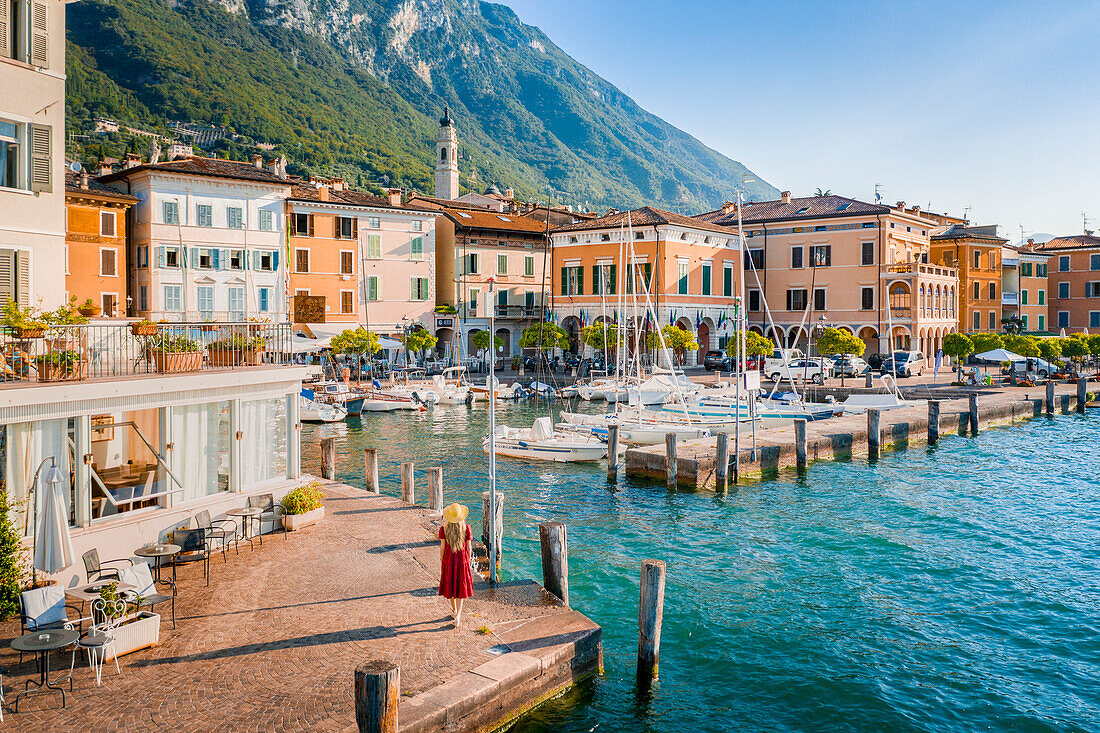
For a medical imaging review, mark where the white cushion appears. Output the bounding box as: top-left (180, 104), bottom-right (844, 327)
top-left (23, 585), bottom-right (66, 628)
top-left (117, 563), bottom-right (156, 597)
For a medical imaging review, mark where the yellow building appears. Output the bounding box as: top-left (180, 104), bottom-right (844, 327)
top-left (929, 224), bottom-right (1008, 334)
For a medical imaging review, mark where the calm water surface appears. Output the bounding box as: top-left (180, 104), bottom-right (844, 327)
top-left (304, 403), bottom-right (1100, 733)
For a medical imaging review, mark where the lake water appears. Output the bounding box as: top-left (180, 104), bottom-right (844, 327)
top-left (303, 403), bottom-right (1100, 733)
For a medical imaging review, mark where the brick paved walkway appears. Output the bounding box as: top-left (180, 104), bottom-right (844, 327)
top-left (0, 482), bottom-right (586, 731)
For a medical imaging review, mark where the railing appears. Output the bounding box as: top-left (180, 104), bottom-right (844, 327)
top-left (886, 263), bottom-right (958, 278)
top-left (494, 305), bottom-right (541, 319)
top-left (1002, 292), bottom-right (1019, 306)
top-left (0, 321), bottom-right (294, 387)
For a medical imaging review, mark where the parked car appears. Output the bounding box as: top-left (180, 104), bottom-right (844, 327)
top-left (830, 355), bottom-right (870, 377)
top-left (880, 351), bottom-right (925, 377)
top-left (997, 356), bottom-right (1055, 378)
top-left (763, 348), bottom-right (806, 378)
top-left (703, 350), bottom-right (733, 371)
top-left (767, 358), bottom-right (832, 384)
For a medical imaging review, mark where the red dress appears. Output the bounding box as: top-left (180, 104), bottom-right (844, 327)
top-left (438, 524), bottom-right (473, 599)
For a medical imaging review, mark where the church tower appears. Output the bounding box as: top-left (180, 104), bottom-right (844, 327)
top-left (435, 107), bottom-right (459, 200)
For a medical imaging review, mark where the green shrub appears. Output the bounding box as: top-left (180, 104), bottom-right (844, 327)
top-left (0, 489), bottom-right (26, 620)
top-left (281, 481), bottom-right (325, 515)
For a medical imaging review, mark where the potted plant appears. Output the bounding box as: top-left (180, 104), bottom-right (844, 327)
top-left (95, 582), bottom-right (161, 660)
top-left (78, 298), bottom-right (101, 317)
top-left (35, 349), bottom-right (87, 381)
top-left (130, 319), bottom-right (158, 337)
top-left (206, 332), bottom-right (266, 366)
top-left (148, 333), bottom-right (203, 373)
top-left (2, 300), bottom-right (48, 339)
top-left (246, 316), bottom-right (271, 334)
top-left (280, 481), bottom-right (326, 531)
top-left (43, 297), bottom-right (89, 352)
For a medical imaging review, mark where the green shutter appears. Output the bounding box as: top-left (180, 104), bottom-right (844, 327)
top-left (577, 266), bottom-right (583, 295)
top-left (591, 265), bottom-right (600, 295)
top-left (561, 267), bottom-right (567, 295)
top-left (609, 264), bottom-right (617, 295)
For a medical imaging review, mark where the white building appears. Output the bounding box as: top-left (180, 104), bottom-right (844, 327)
top-left (101, 156), bottom-right (292, 321)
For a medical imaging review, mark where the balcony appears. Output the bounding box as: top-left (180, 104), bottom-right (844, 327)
top-left (494, 305), bottom-right (542, 320)
top-left (0, 321), bottom-right (294, 388)
top-left (886, 262), bottom-right (958, 278)
top-left (1002, 291), bottom-right (1019, 306)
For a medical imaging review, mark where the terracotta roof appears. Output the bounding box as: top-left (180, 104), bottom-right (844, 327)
top-left (442, 207), bottom-right (549, 234)
top-left (698, 195), bottom-right (889, 226)
top-left (1030, 234), bottom-right (1100, 251)
top-left (931, 224), bottom-right (1007, 244)
top-left (406, 194), bottom-right (492, 212)
top-left (97, 156), bottom-right (289, 185)
top-left (287, 185), bottom-right (435, 213)
top-left (552, 206), bottom-right (738, 236)
top-left (64, 169), bottom-right (139, 201)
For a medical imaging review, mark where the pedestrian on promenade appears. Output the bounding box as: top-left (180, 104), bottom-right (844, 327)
top-left (439, 503), bottom-right (473, 628)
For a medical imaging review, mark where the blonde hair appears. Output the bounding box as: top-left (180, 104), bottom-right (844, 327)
top-left (443, 520), bottom-right (466, 551)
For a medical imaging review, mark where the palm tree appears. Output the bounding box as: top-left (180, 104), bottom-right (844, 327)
top-left (814, 188), bottom-right (832, 197)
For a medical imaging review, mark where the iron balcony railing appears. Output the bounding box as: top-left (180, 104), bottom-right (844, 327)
top-left (493, 305), bottom-right (541, 319)
top-left (0, 321), bottom-right (294, 387)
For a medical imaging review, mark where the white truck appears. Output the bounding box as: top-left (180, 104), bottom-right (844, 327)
top-left (763, 348), bottom-right (805, 378)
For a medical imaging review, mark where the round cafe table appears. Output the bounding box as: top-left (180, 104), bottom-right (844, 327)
top-left (226, 507), bottom-right (261, 550)
top-left (134, 543), bottom-right (181, 584)
top-left (11, 627), bottom-right (80, 711)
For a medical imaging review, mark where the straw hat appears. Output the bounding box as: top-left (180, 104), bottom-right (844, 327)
top-left (442, 503), bottom-right (468, 524)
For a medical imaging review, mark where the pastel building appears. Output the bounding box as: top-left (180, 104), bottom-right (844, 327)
top-left (1000, 245), bottom-right (1050, 333)
top-left (1030, 234), bottom-right (1100, 332)
top-left (100, 156), bottom-right (292, 321)
top-left (929, 224), bottom-right (1008, 334)
top-left (64, 168), bottom-right (138, 316)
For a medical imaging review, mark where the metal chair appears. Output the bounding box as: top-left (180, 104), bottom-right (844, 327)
top-left (247, 494), bottom-right (287, 544)
top-left (117, 562), bottom-right (176, 629)
top-left (195, 509), bottom-right (239, 561)
top-left (75, 598), bottom-right (126, 686)
top-left (18, 586), bottom-right (87, 664)
top-left (82, 548), bottom-right (134, 582)
top-left (171, 528), bottom-right (210, 586)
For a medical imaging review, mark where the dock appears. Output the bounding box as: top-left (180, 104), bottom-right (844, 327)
top-left (627, 382), bottom-right (1090, 488)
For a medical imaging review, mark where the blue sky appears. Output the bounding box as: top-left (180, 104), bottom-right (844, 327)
top-left (500, 0), bottom-right (1100, 239)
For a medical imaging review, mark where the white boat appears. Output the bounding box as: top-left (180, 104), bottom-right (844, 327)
top-left (485, 417), bottom-right (607, 462)
top-left (360, 389), bottom-right (424, 412)
top-left (300, 395), bottom-right (346, 423)
top-left (558, 412), bottom-right (710, 445)
top-left (312, 381), bottom-right (367, 416)
top-left (470, 375), bottom-right (526, 401)
top-left (575, 378), bottom-right (616, 401)
top-left (841, 374), bottom-right (926, 414)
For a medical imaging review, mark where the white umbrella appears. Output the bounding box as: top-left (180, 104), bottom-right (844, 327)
top-left (1060, 328), bottom-right (1067, 337)
top-left (33, 462), bottom-right (74, 576)
top-left (290, 335), bottom-right (331, 353)
top-left (1083, 328), bottom-right (1090, 336)
top-left (974, 348), bottom-right (1025, 362)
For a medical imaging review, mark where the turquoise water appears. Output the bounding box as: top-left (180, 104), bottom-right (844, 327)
top-left (303, 404), bottom-right (1100, 733)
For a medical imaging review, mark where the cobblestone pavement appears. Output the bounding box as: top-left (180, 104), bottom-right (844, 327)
top-left (0, 483), bottom-right (572, 731)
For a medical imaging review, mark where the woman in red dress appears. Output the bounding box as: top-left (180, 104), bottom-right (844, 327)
top-left (438, 503), bottom-right (473, 627)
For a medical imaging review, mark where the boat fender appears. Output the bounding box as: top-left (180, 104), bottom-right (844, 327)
top-left (465, 391), bottom-right (474, 405)
top-left (517, 440), bottom-right (528, 447)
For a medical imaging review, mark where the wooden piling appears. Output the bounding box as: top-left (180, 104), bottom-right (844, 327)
top-left (664, 433), bottom-right (677, 489)
top-left (928, 400), bottom-right (940, 445)
top-left (427, 468), bottom-right (443, 513)
top-left (865, 371), bottom-right (873, 388)
top-left (481, 491), bottom-right (504, 569)
top-left (363, 448), bottom-right (380, 493)
top-left (400, 462), bottom-right (414, 503)
top-left (538, 521), bottom-right (569, 606)
top-left (354, 661), bottom-right (399, 733)
top-left (867, 408), bottom-right (880, 461)
top-left (607, 424), bottom-right (620, 481)
top-left (794, 419), bottom-right (807, 471)
top-left (968, 393), bottom-right (979, 435)
top-left (715, 433), bottom-right (729, 490)
top-left (1077, 377), bottom-right (1087, 413)
top-left (637, 559), bottom-right (666, 684)
top-left (320, 437), bottom-right (336, 480)
top-left (1045, 381), bottom-right (1055, 416)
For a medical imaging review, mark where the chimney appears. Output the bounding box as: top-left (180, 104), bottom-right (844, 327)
top-left (331, 178), bottom-right (345, 192)
top-left (80, 171), bottom-right (89, 190)
top-left (252, 154), bottom-right (263, 169)
top-left (387, 190), bottom-right (403, 206)
top-left (912, 205), bottom-right (921, 215)
top-left (267, 159), bottom-right (278, 176)
top-left (780, 191), bottom-right (791, 204)
top-left (123, 153), bottom-right (142, 170)
top-left (317, 185), bottom-right (330, 202)
top-left (721, 200), bottom-right (735, 215)
top-left (98, 161), bottom-right (114, 176)
top-left (895, 201), bottom-right (906, 210)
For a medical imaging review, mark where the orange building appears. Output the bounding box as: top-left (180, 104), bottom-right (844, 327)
top-left (64, 169), bottom-right (138, 316)
top-left (929, 224), bottom-right (1008, 334)
top-left (1031, 234), bottom-right (1100, 333)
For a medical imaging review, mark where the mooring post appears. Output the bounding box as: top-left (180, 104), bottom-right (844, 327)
top-left (1045, 381), bottom-right (1055, 416)
top-left (427, 467), bottom-right (443, 514)
top-left (320, 437), bottom-right (336, 480)
top-left (354, 661), bottom-right (399, 733)
top-left (867, 408), bottom-right (881, 461)
top-left (400, 462), bottom-right (414, 503)
top-left (637, 559), bottom-right (666, 685)
top-left (715, 433), bottom-right (729, 490)
top-left (664, 433), bottom-right (677, 489)
top-left (363, 448), bottom-right (380, 493)
top-left (865, 371), bottom-right (873, 388)
top-left (794, 418), bottom-right (807, 472)
top-left (538, 521), bottom-right (569, 606)
top-left (1077, 377), bottom-right (1087, 413)
top-left (481, 491), bottom-right (504, 569)
top-left (607, 424), bottom-right (620, 481)
top-left (968, 393), bottom-right (979, 435)
top-left (928, 400), bottom-right (940, 445)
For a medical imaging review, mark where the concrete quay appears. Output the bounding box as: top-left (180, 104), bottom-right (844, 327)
top-left (626, 382), bottom-right (1092, 489)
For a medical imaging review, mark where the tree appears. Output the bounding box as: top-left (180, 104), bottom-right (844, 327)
top-left (518, 322), bottom-right (568, 351)
top-left (1002, 334), bottom-right (1040, 358)
top-left (582, 322), bottom-right (619, 351)
top-left (331, 327), bottom-right (380, 356)
top-left (646, 325), bottom-right (698, 365)
top-left (0, 488), bottom-right (27, 620)
top-left (816, 327), bottom-right (865, 357)
top-left (1062, 335), bottom-right (1089, 369)
top-left (401, 328), bottom-right (437, 365)
top-left (942, 332), bottom-right (974, 370)
top-left (1037, 337), bottom-right (1062, 363)
top-left (470, 330), bottom-right (503, 354)
top-left (726, 330), bottom-right (772, 358)
top-left (969, 332), bottom-right (1004, 353)
top-left (813, 188), bottom-right (832, 197)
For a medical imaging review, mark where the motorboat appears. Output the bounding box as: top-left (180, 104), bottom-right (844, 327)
top-left (360, 389), bottom-right (424, 412)
top-left (841, 374), bottom-right (926, 414)
top-left (300, 393), bottom-right (346, 423)
top-left (470, 375), bottom-right (526, 401)
top-left (312, 381), bottom-right (366, 416)
top-left (485, 417), bottom-right (606, 462)
top-left (558, 412), bottom-right (710, 446)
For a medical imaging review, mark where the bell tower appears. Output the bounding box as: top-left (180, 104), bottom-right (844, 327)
top-left (435, 107), bottom-right (459, 200)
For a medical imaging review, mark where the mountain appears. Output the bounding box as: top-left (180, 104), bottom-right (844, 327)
top-left (66, 0), bottom-right (778, 211)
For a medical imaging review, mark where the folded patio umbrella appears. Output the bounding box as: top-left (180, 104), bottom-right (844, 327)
top-left (34, 470), bottom-right (75, 575)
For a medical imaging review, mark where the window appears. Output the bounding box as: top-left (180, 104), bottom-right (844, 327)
top-left (1038, 289), bottom-right (1045, 305)
top-left (810, 244), bottom-right (831, 267)
top-left (497, 288), bottom-right (508, 308)
top-left (1021, 289), bottom-right (1028, 305)
top-left (258, 287), bottom-right (271, 312)
top-left (340, 251), bottom-right (354, 274)
top-left (467, 252), bottom-right (480, 274)
top-left (0, 119), bottom-right (22, 189)
top-left (524, 256), bottom-right (535, 277)
top-left (1059, 256), bottom-right (1070, 272)
top-left (861, 242), bottom-right (874, 266)
top-left (1059, 282), bottom-right (1070, 299)
top-left (1038, 315), bottom-right (1045, 332)
top-left (973, 251), bottom-right (981, 269)
top-left (861, 287), bottom-right (874, 310)
top-left (1088, 282), bottom-right (1100, 298)
top-left (722, 263), bottom-right (733, 297)
top-left (331, 216), bottom-right (351, 239)
top-left (367, 276), bottom-right (380, 301)
top-left (1021, 262), bottom-right (1033, 277)
top-left (412, 220), bottom-right (422, 232)
top-left (341, 291), bottom-right (354, 313)
top-left (497, 254), bottom-right (508, 274)
top-left (98, 211), bottom-right (117, 237)
top-left (625, 263), bottom-right (651, 294)
top-left (259, 210), bottom-right (273, 231)
top-left (468, 288), bottom-right (480, 316)
top-left (1038, 264), bottom-right (1047, 277)
top-left (411, 237), bottom-right (424, 260)
top-left (701, 263), bottom-right (712, 296)
top-left (229, 250), bottom-right (243, 270)
top-left (196, 204), bottom-right (213, 227)
top-left (163, 200), bottom-right (179, 225)
top-left (139, 285), bottom-right (148, 312)
top-left (98, 247), bottom-right (117, 276)
top-left (257, 251), bottom-right (276, 271)
top-left (635, 231), bottom-right (644, 240)
top-left (989, 282), bottom-right (997, 299)
top-left (196, 248), bottom-right (215, 269)
top-left (989, 311), bottom-right (996, 330)
top-left (1092, 254), bottom-right (1100, 271)
top-left (973, 281), bottom-right (980, 300)
top-left (367, 235), bottom-right (381, 259)
top-left (1058, 311), bottom-right (1069, 329)
top-left (786, 288), bottom-right (807, 312)
top-left (295, 249), bottom-right (309, 273)
top-left (814, 225), bottom-right (826, 232)
top-left (1021, 315), bottom-right (1029, 330)
top-left (164, 285), bottom-right (182, 312)
top-left (1091, 313), bottom-right (1100, 329)
top-left (791, 246), bottom-right (803, 269)
top-left (745, 249), bottom-right (764, 271)
top-left (813, 288), bottom-right (826, 311)
top-left (135, 246), bottom-right (146, 268)
top-left (226, 207), bottom-right (243, 230)
top-left (677, 261), bottom-right (689, 295)
top-left (368, 217), bottom-right (380, 229)
top-left (973, 311), bottom-right (981, 330)
top-left (592, 264), bottom-right (616, 295)
top-left (197, 286), bottom-right (215, 318)
top-left (748, 289), bottom-right (761, 312)
top-left (600, 233), bottom-right (611, 242)
top-left (164, 247), bottom-right (180, 268)
top-left (228, 286), bottom-right (245, 320)
top-left (293, 213), bottom-right (311, 236)
top-left (561, 266), bottom-right (583, 295)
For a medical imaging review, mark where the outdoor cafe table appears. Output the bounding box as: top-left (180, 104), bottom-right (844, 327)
top-left (134, 543), bottom-right (181, 583)
top-left (11, 628), bottom-right (80, 711)
top-left (226, 507), bottom-right (261, 550)
top-left (65, 580), bottom-right (138, 605)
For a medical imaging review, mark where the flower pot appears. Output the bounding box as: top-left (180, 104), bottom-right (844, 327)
top-left (15, 327), bottom-right (45, 339)
top-left (36, 359), bottom-right (87, 382)
top-left (130, 324), bottom-right (157, 336)
top-left (199, 325), bottom-right (220, 333)
top-left (283, 505), bottom-right (324, 531)
top-left (153, 350), bottom-right (203, 373)
top-left (105, 611), bottom-right (160, 660)
top-left (78, 307), bottom-right (101, 317)
top-left (208, 348), bottom-right (262, 367)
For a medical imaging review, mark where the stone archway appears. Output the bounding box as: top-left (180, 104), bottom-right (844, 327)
top-left (495, 327), bottom-right (512, 358)
top-left (858, 326), bottom-right (879, 357)
top-left (697, 319), bottom-right (713, 361)
top-left (560, 316), bottom-right (581, 354)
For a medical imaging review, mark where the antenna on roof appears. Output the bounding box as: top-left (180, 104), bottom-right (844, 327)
top-left (962, 206), bottom-right (971, 223)
top-left (873, 183), bottom-right (882, 204)
top-left (1084, 212), bottom-right (1092, 235)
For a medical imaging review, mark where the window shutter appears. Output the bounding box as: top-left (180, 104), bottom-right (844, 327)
top-left (411, 278), bottom-right (417, 301)
top-left (0, 250), bottom-right (14, 304)
top-left (212, 249), bottom-right (221, 270)
top-left (560, 267), bottom-right (567, 294)
top-left (609, 264), bottom-right (617, 295)
top-left (307, 215), bottom-right (314, 238)
top-left (0, 0), bottom-right (11, 61)
top-left (353, 218), bottom-right (358, 238)
top-left (15, 250), bottom-right (30, 306)
top-left (31, 0), bottom-right (48, 68)
top-left (156, 246), bottom-right (166, 268)
top-left (272, 250), bottom-right (280, 270)
top-left (577, 266), bottom-right (584, 295)
top-left (29, 124), bottom-right (51, 193)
